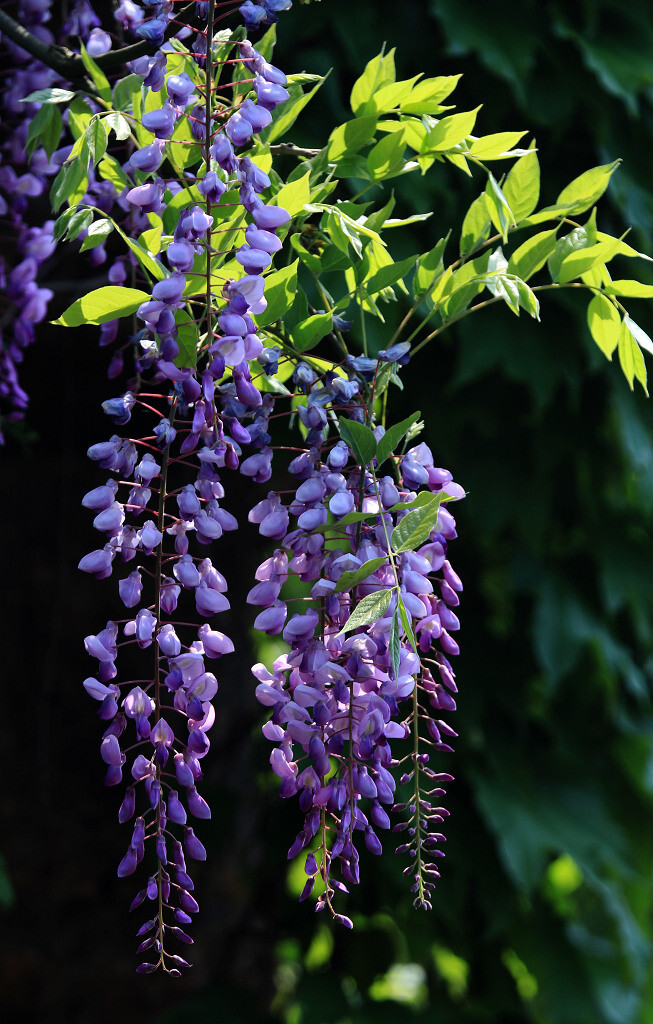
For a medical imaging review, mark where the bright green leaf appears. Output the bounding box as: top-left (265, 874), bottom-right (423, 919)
top-left (460, 192), bottom-right (492, 256)
top-left (328, 115), bottom-right (378, 161)
top-left (468, 131), bottom-right (528, 159)
top-left (508, 229), bottom-right (558, 280)
top-left (389, 608), bottom-right (401, 680)
top-left (53, 286), bottom-right (149, 327)
top-left (558, 238), bottom-right (622, 283)
top-left (80, 43), bottom-right (111, 101)
top-left (23, 87), bottom-right (76, 104)
top-left (274, 170), bottom-right (310, 218)
top-left (503, 145), bottom-right (540, 221)
top-left (79, 218), bottom-right (113, 251)
top-left (291, 312), bottom-right (333, 352)
top-left (350, 50), bottom-right (396, 115)
top-left (400, 75), bottom-right (461, 115)
top-left (367, 127), bottom-right (408, 180)
top-left (423, 106), bottom-right (481, 152)
top-left (556, 160), bottom-right (621, 214)
top-left (618, 320), bottom-right (648, 393)
top-left (605, 280), bottom-right (653, 299)
top-left (174, 308), bottom-right (198, 370)
top-left (587, 293), bottom-right (620, 359)
top-left (104, 111), bottom-right (131, 141)
top-left (255, 260), bottom-right (299, 327)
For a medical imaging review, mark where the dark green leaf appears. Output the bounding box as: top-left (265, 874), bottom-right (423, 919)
top-left (85, 117), bottom-right (108, 166)
top-left (391, 494), bottom-right (444, 553)
top-left (338, 417), bottom-right (378, 466)
top-left (26, 103), bottom-right (62, 160)
top-left (364, 255), bottom-right (418, 295)
top-left (174, 308), bottom-right (198, 370)
top-left (49, 160), bottom-right (86, 213)
top-left (397, 595), bottom-right (417, 653)
top-left (338, 588), bottom-right (394, 635)
top-left (389, 609), bottom-right (401, 680)
top-left (376, 412), bottom-right (421, 467)
top-left (333, 557), bottom-right (388, 593)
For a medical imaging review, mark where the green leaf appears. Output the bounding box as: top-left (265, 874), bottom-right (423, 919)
top-left (85, 117), bottom-right (108, 166)
top-left (397, 595), bottom-right (418, 653)
top-left (255, 261), bottom-right (298, 327)
top-left (548, 226), bottom-right (592, 282)
top-left (53, 286), bottom-right (149, 327)
top-left (558, 237), bottom-right (622, 283)
top-left (53, 206), bottom-right (92, 241)
top-left (350, 49), bottom-right (396, 115)
top-left (67, 95), bottom-right (93, 140)
top-left (623, 315), bottom-right (653, 357)
top-left (363, 255), bottom-right (417, 296)
top-left (485, 171), bottom-right (516, 241)
top-left (389, 609), bottom-right (401, 680)
top-left (376, 412), bottom-right (421, 467)
top-left (400, 75), bottom-right (461, 115)
top-left (503, 145), bottom-right (540, 221)
top-left (587, 293), bottom-right (620, 359)
top-left (338, 417), bottom-right (377, 466)
top-left (556, 160), bottom-right (621, 214)
top-left (26, 103), bottom-right (62, 160)
top-left (23, 87), bottom-right (76, 104)
top-left (367, 127), bottom-right (408, 180)
top-left (618, 320), bottom-right (648, 393)
top-left (422, 106), bottom-right (481, 152)
top-left (174, 308), bottom-right (198, 370)
top-left (104, 111), bottom-right (131, 141)
top-left (391, 494), bottom-right (444, 553)
top-left (139, 220), bottom-right (162, 255)
top-left (414, 234), bottom-right (450, 296)
top-left (460, 192), bottom-right (492, 256)
top-left (267, 74), bottom-right (328, 144)
top-left (291, 312), bottom-right (333, 353)
top-left (274, 170), bottom-right (310, 218)
top-left (333, 557), bottom-right (389, 593)
top-left (517, 280), bottom-right (540, 319)
top-left (79, 218), bottom-right (113, 251)
top-left (364, 75), bottom-right (422, 115)
top-left (112, 74), bottom-right (142, 112)
top-left (468, 131), bottom-right (528, 159)
top-left (80, 43), bottom-right (111, 101)
top-left (508, 229), bottom-right (558, 280)
top-left (49, 160), bottom-right (86, 213)
top-left (605, 280), bottom-right (653, 299)
top-left (328, 115), bottom-right (378, 161)
top-left (98, 155), bottom-right (129, 191)
top-left (337, 588), bottom-right (394, 635)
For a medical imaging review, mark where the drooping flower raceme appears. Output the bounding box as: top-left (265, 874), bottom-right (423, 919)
top-left (249, 357), bottom-right (463, 922)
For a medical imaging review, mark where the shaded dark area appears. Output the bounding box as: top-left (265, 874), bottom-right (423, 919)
top-left (2, 1), bottom-right (653, 1022)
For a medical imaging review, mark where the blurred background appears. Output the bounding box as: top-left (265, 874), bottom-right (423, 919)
top-left (2, 0), bottom-right (653, 1020)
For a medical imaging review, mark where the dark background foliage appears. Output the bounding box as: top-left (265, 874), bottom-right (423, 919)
top-left (3, 1), bottom-right (653, 1021)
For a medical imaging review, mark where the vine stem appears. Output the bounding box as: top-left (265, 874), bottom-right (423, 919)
top-left (154, 397), bottom-right (176, 971)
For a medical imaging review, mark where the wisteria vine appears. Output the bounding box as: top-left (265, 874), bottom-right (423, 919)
top-left (4, 0), bottom-right (653, 979)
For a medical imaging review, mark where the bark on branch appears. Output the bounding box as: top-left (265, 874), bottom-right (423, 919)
top-left (0, 4), bottom-right (199, 82)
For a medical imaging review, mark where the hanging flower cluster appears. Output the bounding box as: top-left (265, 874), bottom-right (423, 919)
top-left (248, 359), bottom-right (463, 921)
